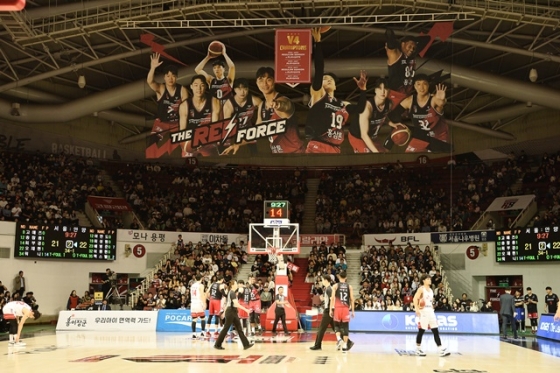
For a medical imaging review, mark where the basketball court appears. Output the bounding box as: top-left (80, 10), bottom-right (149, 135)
top-left (3, 329), bottom-right (560, 372)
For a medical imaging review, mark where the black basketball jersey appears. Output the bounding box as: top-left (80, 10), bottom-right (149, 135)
top-left (348, 97), bottom-right (391, 139)
top-left (307, 94), bottom-right (349, 145)
top-left (209, 282), bottom-right (223, 300)
top-left (545, 293), bottom-right (559, 312)
top-left (239, 287), bottom-right (251, 303)
top-left (229, 94), bottom-right (257, 130)
top-left (209, 77), bottom-right (232, 104)
top-left (187, 95), bottom-right (213, 131)
top-left (387, 53), bottom-right (415, 95)
top-left (335, 282), bottom-right (350, 307)
top-left (157, 84), bottom-right (183, 123)
top-left (525, 293), bottom-right (538, 313)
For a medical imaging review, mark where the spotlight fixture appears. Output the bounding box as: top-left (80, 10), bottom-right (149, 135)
top-left (11, 103), bottom-right (20, 116)
top-left (529, 68), bottom-right (538, 83)
top-left (78, 75), bottom-right (86, 89)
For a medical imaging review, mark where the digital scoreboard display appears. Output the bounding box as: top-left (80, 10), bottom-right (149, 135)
top-left (15, 224), bottom-right (117, 261)
top-left (495, 226), bottom-right (560, 262)
top-left (263, 200), bottom-right (290, 225)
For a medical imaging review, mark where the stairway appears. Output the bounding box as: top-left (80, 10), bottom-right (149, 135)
top-left (236, 257), bottom-right (256, 281)
top-left (301, 178), bottom-right (320, 234)
top-left (345, 249), bottom-right (363, 299)
top-left (290, 257), bottom-right (312, 314)
top-left (76, 211), bottom-right (93, 227)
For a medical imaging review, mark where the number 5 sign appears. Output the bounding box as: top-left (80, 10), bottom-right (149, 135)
top-left (133, 244), bottom-right (146, 258)
top-left (466, 245), bottom-right (480, 260)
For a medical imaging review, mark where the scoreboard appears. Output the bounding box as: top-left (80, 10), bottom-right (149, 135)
top-left (15, 224), bottom-right (117, 261)
top-left (495, 226), bottom-right (560, 262)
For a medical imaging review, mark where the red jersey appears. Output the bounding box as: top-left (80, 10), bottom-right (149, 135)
top-left (261, 94), bottom-right (305, 154)
top-left (250, 286), bottom-right (260, 301)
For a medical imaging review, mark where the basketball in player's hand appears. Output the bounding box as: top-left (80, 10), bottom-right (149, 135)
top-left (390, 124), bottom-right (411, 146)
top-left (208, 41), bottom-right (224, 57)
top-left (319, 26), bottom-right (331, 33)
top-left (419, 299), bottom-right (426, 309)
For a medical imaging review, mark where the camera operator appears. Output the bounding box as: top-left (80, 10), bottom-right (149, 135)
top-left (102, 268), bottom-right (116, 299)
top-left (23, 292), bottom-right (39, 311)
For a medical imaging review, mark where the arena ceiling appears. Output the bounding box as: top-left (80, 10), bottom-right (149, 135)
top-left (0, 0), bottom-right (559, 147)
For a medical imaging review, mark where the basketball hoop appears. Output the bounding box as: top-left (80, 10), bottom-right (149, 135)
top-left (268, 247), bottom-right (278, 264)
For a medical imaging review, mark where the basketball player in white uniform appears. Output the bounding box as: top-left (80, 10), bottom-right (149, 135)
top-left (413, 274), bottom-right (450, 356)
top-left (3, 300), bottom-right (40, 347)
top-left (190, 274), bottom-right (207, 339)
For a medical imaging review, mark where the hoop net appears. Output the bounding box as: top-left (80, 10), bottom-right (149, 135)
top-left (268, 247), bottom-right (278, 264)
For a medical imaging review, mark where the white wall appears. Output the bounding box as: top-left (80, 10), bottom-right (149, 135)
top-left (440, 242), bottom-right (559, 308)
top-left (0, 222), bottom-right (247, 316)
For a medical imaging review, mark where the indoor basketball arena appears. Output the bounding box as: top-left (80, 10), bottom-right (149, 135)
top-left (1, 0), bottom-right (560, 372)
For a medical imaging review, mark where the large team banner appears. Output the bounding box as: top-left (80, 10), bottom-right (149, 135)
top-left (144, 23), bottom-right (455, 158)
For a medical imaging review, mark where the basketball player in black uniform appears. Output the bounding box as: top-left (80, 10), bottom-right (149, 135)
top-left (221, 78), bottom-right (262, 155)
top-left (181, 74), bottom-right (221, 157)
top-left (195, 43), bottom-right (235, 107)
top-left (330, 271), bottom-right (355, 352)
top-left (524, 287), bottom-right (539, 334)
top-left (205, 276), bottom-right (225, 337)
top-left (310, 275), bottom-right (336, 350)
top-left (255, 67), bottom-right (305, 154)
top-left (545, 286), bottom-right (559, 314)
top-left (388, 74), bottom-right (450, 153)
top-left (385, 29), bottom-right (430, 105)
top-left (305, 28), bottom-right (367, 154)
top-left (146, 53), bottom-right (189, 158)
top-left (348, 78), bottom-right (396, 153)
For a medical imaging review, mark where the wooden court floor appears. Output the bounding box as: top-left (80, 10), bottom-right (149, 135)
top-left (3, 330), bottom-right (560, 373)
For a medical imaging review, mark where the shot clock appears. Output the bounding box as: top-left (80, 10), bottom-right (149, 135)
top-left (264, 200), bottom-right (290, 225)
top-left (15, 224), bottom-right (117, 261)
top-left (495, 226), bottom-right (560, 262)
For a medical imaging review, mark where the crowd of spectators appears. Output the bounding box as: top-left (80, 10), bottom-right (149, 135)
top-left (132, 239), bottom-right (247, 311)
top-left (353, 244), bottom-right (446, 311)
top-left (314, 157), bottom-right (522, 239)
top-left (522, 151), bottom-right (560, 228)
top-left (0, 151), bottom-right (115, 227)
top-left (105, 162), bottom-right (307, 233)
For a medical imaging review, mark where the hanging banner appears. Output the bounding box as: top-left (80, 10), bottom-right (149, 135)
top-left (275, 29), bottom-right (312, 84)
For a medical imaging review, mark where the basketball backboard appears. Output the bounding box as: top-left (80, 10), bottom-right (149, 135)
top-left (248, 223), bottom-right (300, 255)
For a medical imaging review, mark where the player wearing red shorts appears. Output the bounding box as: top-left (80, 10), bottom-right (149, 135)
top-left (388, 74), bottom-right (451, 153)
top-left (237, 280), bottom-right (251, 336)
top-left (305, 28), bottom-right (367, 154)
top-left (190, 274), bottom-right (207, 339)
top-left (205, 275), bottom-right (225, 337)
top-left (248, 276), bottom-right (263, 335)
top-left (524, 287), bottom-right (539, 334)
top-left (330, 271), bottom-right (355, 352)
